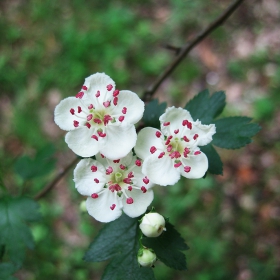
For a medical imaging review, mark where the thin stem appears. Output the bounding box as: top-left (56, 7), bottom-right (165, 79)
top-left (34, 157), bottom-right (80, 200)
top-left (142, 0), bottom-right (245, 102)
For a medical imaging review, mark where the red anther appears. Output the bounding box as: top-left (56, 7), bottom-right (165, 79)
top-left (120, 164), bottom-right (126, 170)
top-left (170, 151), bottom-right (181, 159)
top-left (165, 139), bottom-right (171, 145)
top-left (91, 135), bottom-right (98, 141)
top-left (193, 134), bottom-right (199, 140)
top-left (76, 91), bottom-right (84, 98)
top-left (141, 186), bottom-right (147, 193)
top-left (123, 178), bottom-right (132, 184)
top-left (87, 114), bottom-right (93, 121)
top-left (97, 131), bottom-right (106, 137)
top-left (106, 166), bottom-right (113, 175)
top-left (91, 165), bottom-right (97, 172)
top-left (113, 159), bottom-right (120, 163)
top-left (110, 204), bottom-right (116, 210)
top-left (91, 193), bottom-right (98, 199)
top-left (167, 145), bottom-right (172, 152)
top-left (70, 108), bottom-right (75, 115)
top-left (103, 115), bottom-right (113, 126)
top-left (174, 129), bottom-right (179, 134)
top-left (103, 101), bottom-right (110, 108)
top-left (143, 176), bottom-right (149, 184)
top-left (126, 197), bottom-right (134, 204)
top-left (88, 104), bottom-right (94, 109)
top-left (122, 107), bottom-right (127, 114)
top-left (182, 120), bottom-right (187, 126)
top-left (118, 116), bottom-right (125, 122)
top-left (184, 166), bottom-right (191, 173)
top-left (135, 159), bottom-right (141, 166)
top-left (94, 178), bottom-right (99, 183)
top-left (85, 122), bottom-right (91, 128)
top-left (174, 162), bottom-right (182, 168)
top-left (113, 89), bottom-right (119, 97)
top-left (128, 186), bottom-right (132, 191)
top-left (155, 131), bottom-right (161, 138)
top-left (163, 122), bottom-right (170, 126)
top-left (150, 146), bottom-right (157, 154)
top-left (95, 91), bottom-right (100, 97)
top-left (183, 148), bottom-right (190, 158)
top-left (168, 136), bottom-right (173, 140)
top-left (183, 136), bottom-right (190, 142)
top-left (128, 171), bottom-right (134, 178)
top-left (94, 118), bottom-right (102, 124)
top-left (107, 84), bottom-right (113, 91)
top-left (158, 152), bottom-right (165, 159)
top-left (82, 85), bottom-right (88, 90)
top-left (194, 151), bottom-right (201, 155)
top-left (113, 97), bottom-right (118, 106)
top-left (78, 106), bottom-right (82, 113)
top-left (73, 120), bottom-right (79, 127)
top-left (101, 154), bottom-right (105, 158)
top-left (115, 184), bottom-right (121, 191)
top-left (187, 121), bottom-right (192, 129)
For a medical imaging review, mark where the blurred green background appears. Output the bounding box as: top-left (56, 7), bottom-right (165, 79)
top-left (0, 0), bottom-right (279, 279)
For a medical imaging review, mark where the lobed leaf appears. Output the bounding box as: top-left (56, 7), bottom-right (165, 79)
top-left (142, 99), bottom-right (167, 129)
top-left (0, 262), bottom-right (18, 280)
top-left (213, 117), bottom-right (261, 149)
top-left (184, 90), bottom-right (226, 124)
top-left (0, 196), bottom-right (41, 265)
top-left (200, 144), bottom-right (223, 175)
top-left (142, 221), bottom-right (189, 271)
top-left (84, 214), bottom-right (155, 280)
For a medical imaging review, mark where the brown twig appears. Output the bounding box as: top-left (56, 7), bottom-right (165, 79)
top-left (34, 157), bottom-right (80, 200)
top-left (142, 0), bottom-right (245, 102)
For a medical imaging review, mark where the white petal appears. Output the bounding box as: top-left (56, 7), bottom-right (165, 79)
top-left (65, 127), bottom-right (100, 157)
top-left (84, 73), bottom-right (115, 103)
top-left (73, 159), bottom-right (106, 196)
top-left (86, 193), bottom-right (122, 223)
top-left (130, 162), bottom-right (154, 190)
top-left (54, 97), bottom-right (87, 131)
top-left (110, 90), bottom-right (144, 124)
top-left (123, 189), bottom-right (154, 218)
top-left (96, 151), bottom-right (134, 169)
top-left (134, 127), bottom-right (164, 160)
top-left (192, 121), bottom-right (216, 146)
top-left (181, 152), bottom-right (208, 179)
top-left (160, 107), bottom-right (193, 135)
top-left (99, 124), bottom-right (137, 160)
top-left (142, 154), bottom-right (180, 186)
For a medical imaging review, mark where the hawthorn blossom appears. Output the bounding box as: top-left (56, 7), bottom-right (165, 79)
top-left (73, 151), bottom-right (154, 223)
top-left (54, 73), bottom-right (144, 159)
top-left (135, 107), bottom-right (216, 186)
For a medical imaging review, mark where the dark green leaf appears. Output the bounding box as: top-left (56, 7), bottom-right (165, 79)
top-left (213, 117), bottom-right (261, 149)
top-left (143, 99), bottom-right (167, 129)
top-left (0, 263), bottom-right (18, 280)
top-left (14, 144), bottom-right (56, 180)
top-left (200, 144), bottom-right (223, 175)
top-left (0, 196), bottom-right (41, 265)
top-left (84, 215), bottom-right (155, 280)
top-left (184, 90), bottom-right (226, 124)
top-left (142, 221), bottom-right (189, 271)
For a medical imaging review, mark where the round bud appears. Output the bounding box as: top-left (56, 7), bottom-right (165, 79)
top-left (137, 248), bottom-right (156, 267)
top-left (139, 212), bottom-right (166, 237)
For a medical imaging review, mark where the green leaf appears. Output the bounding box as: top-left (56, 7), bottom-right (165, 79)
top-left (200, 144), bottom-right (223, 175)
top-left (14, 144), bottom-right (56, 180)
top-left (0, 263), bottom-right (18, 280)
top-left (84, 215), bottom-right (155, 280)
top-left (184, 90), bottom-right (226, 124)
top-left (142, 221), bottom-right (189, 271)
top-left (143, 99), bottom-right (167, 129)
top-left (213, 117), bottom-right (261, 149)
top-left (0, 196), bottom-right (41, 265)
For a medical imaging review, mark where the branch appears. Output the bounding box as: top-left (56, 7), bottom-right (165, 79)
top-left (34, 157), bottom-right (80, 200)
top-left (142, 0), bottom-right (245, 102)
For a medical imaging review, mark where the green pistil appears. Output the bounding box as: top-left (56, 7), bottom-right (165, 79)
top-left (114, 172), bottom-right (123, 183)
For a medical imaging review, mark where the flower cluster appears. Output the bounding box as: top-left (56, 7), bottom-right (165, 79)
top-left (54, 73), bottom-right (216, 223)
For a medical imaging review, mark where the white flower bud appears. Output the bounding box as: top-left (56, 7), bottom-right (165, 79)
top-left (137, 248), bottom-right (156, 267)
top-left (139, 212), bottom-right (166, 237)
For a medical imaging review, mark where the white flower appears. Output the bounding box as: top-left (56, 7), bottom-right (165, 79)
top-left (54, 73), bottom-right (144, 159)
top-left (137, 248), bottom-right (157, 267)
top-left (135, 107), bottom-right (216, 186)
top-left (140, 212), bottom-right (166, 238)
top-left (73, 151), bottom-right (154, 223)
